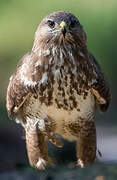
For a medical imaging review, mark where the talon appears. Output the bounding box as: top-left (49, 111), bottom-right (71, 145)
top-left (77, 159), bottom-right (84, 168)
top-left (36, 158), bottom-right (47, 170)
top-left (36, 157), bottom-right (54, 170)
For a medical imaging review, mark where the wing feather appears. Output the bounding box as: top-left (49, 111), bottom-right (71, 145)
top-left (89, 52), bottom-right (111, 112)
top-left (6, 52), bottom-right (39, 118)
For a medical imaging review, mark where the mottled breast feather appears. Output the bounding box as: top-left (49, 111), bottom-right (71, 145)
top-left (6, 46), bottom-right (111, 119)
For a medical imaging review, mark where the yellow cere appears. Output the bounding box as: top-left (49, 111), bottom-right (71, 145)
top-left (53, 21), bottom-right (67, 33)
top-left (59, 21), bottom-right (67, 29)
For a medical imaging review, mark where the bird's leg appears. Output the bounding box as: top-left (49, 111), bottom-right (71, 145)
top-left (25, 119), bottom-right (51, 170)
top-left (76, 120), bottom-right (96, 168)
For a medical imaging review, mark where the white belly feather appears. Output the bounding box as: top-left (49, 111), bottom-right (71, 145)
top-left (23, 90), bottom-right (95, 141)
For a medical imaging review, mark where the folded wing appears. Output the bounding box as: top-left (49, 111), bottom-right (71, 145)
top-left (89, 53), bottom-right (111, 112)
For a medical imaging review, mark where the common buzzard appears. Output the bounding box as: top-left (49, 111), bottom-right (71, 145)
top-left (6, 11), bottom-right (111, 169)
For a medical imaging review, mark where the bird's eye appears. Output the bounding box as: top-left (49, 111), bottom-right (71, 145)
top-left (47, 20), bottom-right (55, 28)
top-left (70, 20), bottom-right (77, 28)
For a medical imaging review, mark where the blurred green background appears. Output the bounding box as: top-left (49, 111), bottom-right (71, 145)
top-left (0, 0), bottom-right (117, 179)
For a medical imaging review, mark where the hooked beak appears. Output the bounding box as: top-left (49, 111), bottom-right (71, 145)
top-left (59, 21), bottom-right (67, 37)
top-left (53, 21), bottom-right (67, 37)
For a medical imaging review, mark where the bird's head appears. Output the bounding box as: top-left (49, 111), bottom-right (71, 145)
top-left (33, 11), bottom-right (87, 51)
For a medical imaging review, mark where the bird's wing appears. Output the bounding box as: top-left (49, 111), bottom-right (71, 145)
top-left (6, 52), bottom-right (40, 118)
top-left (89, 52), bottom-right (111, 112)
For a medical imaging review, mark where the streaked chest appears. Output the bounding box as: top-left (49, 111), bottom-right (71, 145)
top-left (23, 46), bottom-right (96, 140)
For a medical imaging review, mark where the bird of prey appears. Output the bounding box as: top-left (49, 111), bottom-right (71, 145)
top-left (6, 11), bottom-right (111, 169)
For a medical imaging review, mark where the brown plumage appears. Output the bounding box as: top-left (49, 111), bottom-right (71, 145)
top-left (6, 11), bottom-right (111, 169)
